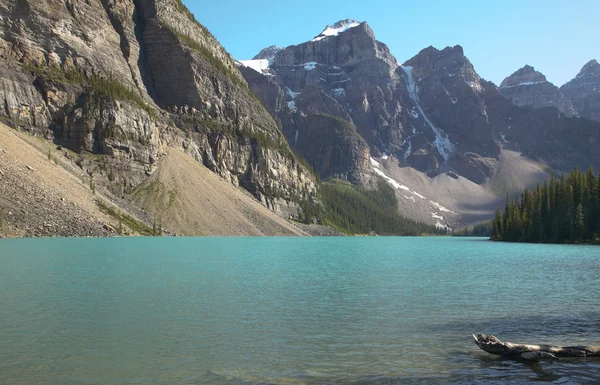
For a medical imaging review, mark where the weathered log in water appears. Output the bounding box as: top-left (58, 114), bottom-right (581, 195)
top-left (473, 333), bottom-right (600, 362)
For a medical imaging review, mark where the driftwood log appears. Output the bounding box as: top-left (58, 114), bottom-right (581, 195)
top-left (473, 333), bottom-right (600, 362)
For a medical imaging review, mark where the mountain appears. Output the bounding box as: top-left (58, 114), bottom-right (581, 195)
top-left (252, 45), bottom-right (283, 60)
top-left (0, 0), bottom-right (319, 236)
top-left (239, 20), bottom-right (600, 228)
top-left (499, 65), bottom-right (576, 116)
top-left (560, 60), bottom-right (600, 123)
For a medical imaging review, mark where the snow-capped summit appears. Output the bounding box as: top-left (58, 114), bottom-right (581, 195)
top-left (312, 19), bottom-right (361, 41)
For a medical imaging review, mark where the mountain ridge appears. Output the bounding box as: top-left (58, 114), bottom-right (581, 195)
top-left (239, 19), bottom-right (600, 228)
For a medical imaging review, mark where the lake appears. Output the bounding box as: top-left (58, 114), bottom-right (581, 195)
top-left (1, 237), bottom-right (600, 384)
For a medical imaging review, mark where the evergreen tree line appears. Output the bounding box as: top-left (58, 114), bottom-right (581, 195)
top-left (320, 178), bottom-right (447, 236)
top-left (453, 221), bottom-right (492, 237)
top-left (492, 167), bottom-right (600, 243)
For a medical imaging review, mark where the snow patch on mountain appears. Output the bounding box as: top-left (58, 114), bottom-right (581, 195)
top-left (304, 62), bottom-right (317, 71)
top-left (287, 87), bottom-right (300, 99)
top-left (401, 66), bottom-right (455, 161)
top-left (404, 141), bottom-right (412, 160)
top-left (500, 80), bottom-right (547, 89)
top-left (413, 191), bottom-right (426, 200)
top-left (312, 19), bottom-right (361, 42)
top-left (468, 80), bottom-right (483, 93)
top-left (238, 59), bottom-right (270, 75)
top-left (430, 200), bottom-right (455, 214)
top-left (374, 167), bottom-right (410, 191)
top-left (332, 88), bottom-right (345, 96)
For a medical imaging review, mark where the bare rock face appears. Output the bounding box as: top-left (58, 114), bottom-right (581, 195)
top-left (499, 65), bottom-right (576, 116)
top-left (560, 59), bottom-right (600, 123)
top-left (288, 114), bottom-right (370, 183)
top-left (252, 45), bottom-right (282, 60)
top-left (0, 0), bottom-right (317, 210)
top-left (401, 45), bottom-right (500, 170)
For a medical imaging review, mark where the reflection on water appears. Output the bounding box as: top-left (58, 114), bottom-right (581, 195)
top-left (1, 237), bottom-right (600, 384)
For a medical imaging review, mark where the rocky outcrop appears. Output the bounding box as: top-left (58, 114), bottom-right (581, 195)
top-left (289, 114), bottom-right (370, 183)
top-left (560, 59), bottom-right (600, 123)
top-left (499, 65), bottom-right (576, 116)
top-left (0, 0), bottom-right (317, 212)
top-left (252, 45), bottom-right (282, 60)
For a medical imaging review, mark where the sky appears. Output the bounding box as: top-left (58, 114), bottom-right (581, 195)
top-left (183, 0), bottom-right (599, 87)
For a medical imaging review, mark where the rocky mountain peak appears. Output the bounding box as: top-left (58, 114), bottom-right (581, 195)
top-left (498, 65), bottom-right (576, 116)
top-left (560, 59), bottom-right (600, 122)
top-left (252, 45), bottom-right (283, 60)
top-left (499, 65), bottom-right (547, 89)
top-left (577, 59), bottom-right (600, 78)
top-left (403, 45), bottom-right (479, 86)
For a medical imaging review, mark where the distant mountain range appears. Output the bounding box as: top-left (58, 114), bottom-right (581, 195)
top-left (238, 19), bottom-right (600, 227)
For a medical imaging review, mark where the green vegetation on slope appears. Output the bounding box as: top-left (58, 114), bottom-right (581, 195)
top-left (22, 61), bottom-right (156, 118)
top-left (319, 178), bottom-right (444, 235)
top-left (96, 199), bottom-right (158, 236)
top-left (492, 167), bottom-right (600, 243)
top-left (163, 25), bottom-right (246, 89)
top-left (172, 0), bottom-right (216, 40)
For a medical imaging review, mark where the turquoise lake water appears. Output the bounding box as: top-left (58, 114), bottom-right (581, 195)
top-left (1, 237), bottom-right (600, 384)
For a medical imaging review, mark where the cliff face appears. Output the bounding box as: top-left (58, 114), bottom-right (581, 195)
top-left (0, 0), bottom-right (316, 211)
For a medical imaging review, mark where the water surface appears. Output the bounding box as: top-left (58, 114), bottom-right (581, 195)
top-left (1, 237), bottom-right (599, 384)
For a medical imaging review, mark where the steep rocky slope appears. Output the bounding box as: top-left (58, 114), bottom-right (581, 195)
top-left (0, 122), bottom-right (315, 237)
top-left (0, 122), bottom-right (128, 237)
top-left (240, 20), bottom-right (600, 228)
top-left (0, 0), bottom-right (318, 236)
top-left (560, 59), bottom-right (600, 123)
top-left (499, 65), bottom-right (576, 116)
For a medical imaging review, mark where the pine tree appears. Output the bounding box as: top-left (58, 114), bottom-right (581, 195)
top-left (575, 203), bottom-right (585, 242)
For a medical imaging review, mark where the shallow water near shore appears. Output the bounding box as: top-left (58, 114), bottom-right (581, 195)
top-left (1, 237), bottom-right (600, 384)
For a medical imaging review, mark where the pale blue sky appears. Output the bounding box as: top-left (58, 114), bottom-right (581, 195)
top-left (183, 0), bottom-right (599, 86)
